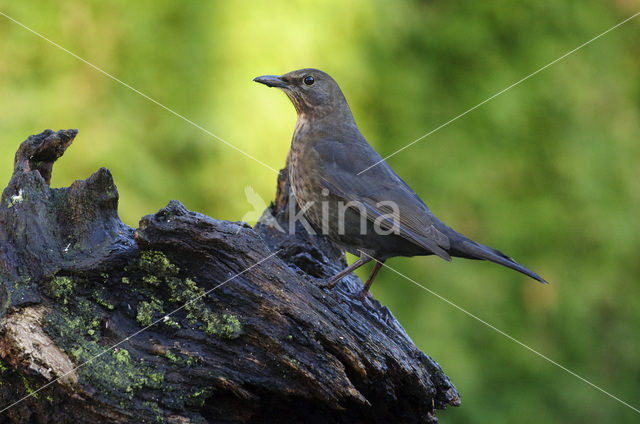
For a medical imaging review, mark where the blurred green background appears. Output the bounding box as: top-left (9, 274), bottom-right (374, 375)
top-left (1, 1), bottom-right (639, 422)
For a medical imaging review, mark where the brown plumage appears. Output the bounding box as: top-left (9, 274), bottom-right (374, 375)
top-left (255, 68), bottom-right (546, 299)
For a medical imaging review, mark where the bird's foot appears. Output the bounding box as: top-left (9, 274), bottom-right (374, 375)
top-left (317, 280), bottom-right (339, 290)
top-left (318, 257), bottom-right (372, 291)
top-left (317, 274), bottom-right (343, 290)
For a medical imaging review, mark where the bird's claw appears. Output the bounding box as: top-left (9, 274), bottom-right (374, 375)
top-left (317, 281), bottom-right (337, 290)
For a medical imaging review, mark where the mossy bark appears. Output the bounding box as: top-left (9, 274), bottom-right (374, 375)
top-left (0, 129), bottom-right (459, 423)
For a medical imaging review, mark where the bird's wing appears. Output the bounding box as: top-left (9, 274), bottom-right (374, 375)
top-left (309, 139), bottom-right (452, 261)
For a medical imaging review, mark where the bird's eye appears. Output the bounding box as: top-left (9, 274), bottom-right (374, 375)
top-left (303, 75), bottom-right (315, 86)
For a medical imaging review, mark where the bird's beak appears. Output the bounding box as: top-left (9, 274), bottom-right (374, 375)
top-left (253, 75), bottom-right (288, 89)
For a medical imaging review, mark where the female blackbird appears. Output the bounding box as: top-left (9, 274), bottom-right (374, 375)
top-left (255, 69), bottom-right (546, 299)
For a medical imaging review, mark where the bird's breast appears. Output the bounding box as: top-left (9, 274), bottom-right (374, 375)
top-left (287, 142), bottom-right (314, 209)
top-left (287, 119), bottom-right (325, 226)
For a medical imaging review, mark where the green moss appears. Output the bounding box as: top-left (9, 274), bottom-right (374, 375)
top-left (142, 401), bottom-right (165, 422)
top-left (76, 299), bottom-right (101, 334)
top-left (162, 316), bottom-right (180, 328)
top-left (204, 313), bottom-right (242, 338)
top-left (164, 350), bottom-right (178, 363)
top-left (39, 248), bottom-right (242, 413)
top-left (162, 350), bottom-right (198, 368)
top-left (187, 387), bottom-right (211, 407)
top-left (192, 388), bottom-right (206, 398)
top-left (48, 274), bottom-right (111, 313)
top-left (90, 317), bottom-right (100, 329)
top-left (137, 251), bottom-right (181, 289)
top-left (21, 375), bottom-right (38, 398)
top-left (137, 252), bottom-right (242, 337)
top-left (42, 265), bottom-right (181, 410)
top-left (139, 251), bottom-right (179, 278)
top-left (45, 307), bottom-right (165, 399)
top-left (113, 348), bottom-right (131, 363)
top-left (136, 299), bottom-right (164, 327)
top-left (46, 252), bottom-right (239, 390)
top-left (167, 278), bottom-right (242, 339)
top-left (142, 275), bottom-right (160, 286)
top-left (50, 276), bottom-right (74, 304)
top-left (149, 371), bottom-right (164, 384)
top-left (92, 287), bottom-right (114, 310)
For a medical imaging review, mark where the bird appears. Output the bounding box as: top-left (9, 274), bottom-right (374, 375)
top-left (254, 68), bottom-right (546, 300)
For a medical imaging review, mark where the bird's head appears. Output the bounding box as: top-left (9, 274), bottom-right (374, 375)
top-left (254, 68), bottom-right (352, 119)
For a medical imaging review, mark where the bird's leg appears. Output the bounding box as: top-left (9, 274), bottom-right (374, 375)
top-left (320, 256), bottom-right (372, 290)
top-left (352, 260), bottom-right (385, 300)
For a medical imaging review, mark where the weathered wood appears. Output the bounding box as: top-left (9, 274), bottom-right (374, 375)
top-left (0, 129), bottom-right (459, 423)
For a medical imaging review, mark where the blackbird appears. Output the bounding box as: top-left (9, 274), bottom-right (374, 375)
top-left (255, 68), bottom-right (546, 299)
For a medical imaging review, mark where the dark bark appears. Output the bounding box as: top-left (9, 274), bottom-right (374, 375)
top-left (0, 129), bottom-right (459, 423)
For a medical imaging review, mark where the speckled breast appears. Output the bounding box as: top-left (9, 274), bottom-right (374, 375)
top-left (287, 147), bottom-right (322, 228)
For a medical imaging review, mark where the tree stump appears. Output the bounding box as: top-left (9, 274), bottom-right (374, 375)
top-left (0, 129), bottom-right (460, 423)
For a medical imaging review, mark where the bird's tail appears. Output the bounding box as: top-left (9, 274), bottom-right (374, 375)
top-left (456, 240), bottom-right (547, 284)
